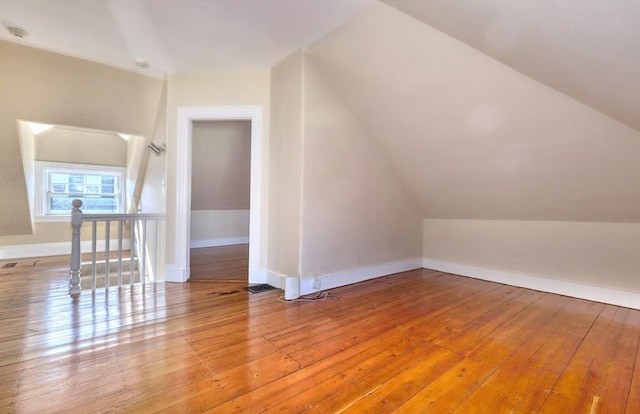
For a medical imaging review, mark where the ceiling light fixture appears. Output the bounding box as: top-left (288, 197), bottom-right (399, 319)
top-left (6, 26), bottom-right (28, 38)
top-left (133, 58), bottom-right (149, 69)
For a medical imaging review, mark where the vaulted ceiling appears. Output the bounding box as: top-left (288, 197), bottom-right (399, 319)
top-left (0, 0), bottom-right (374, 76)
top-left (1, 0), bottom-right (638, 226)
top-left (382, 0), bottom-right (640, 133)
top-left (1, 0), bottom-right (638, 133)
top-left (307, 2), bottom-right (639, 222)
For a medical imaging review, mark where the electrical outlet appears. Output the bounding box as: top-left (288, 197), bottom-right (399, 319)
top-left (313, 278), bottom-right (321, 290)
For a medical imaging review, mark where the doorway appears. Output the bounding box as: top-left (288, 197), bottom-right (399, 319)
top-left (189, 120), bottom-right (251, 282)
top-left (172, 106), bottom-right (265, 284)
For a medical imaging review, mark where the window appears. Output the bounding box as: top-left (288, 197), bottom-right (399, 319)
top-left (35, 162), bottom-right (126, 220)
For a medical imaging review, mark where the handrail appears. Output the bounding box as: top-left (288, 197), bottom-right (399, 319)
top-left (69, 199), bottom-right (165, 296)
top-left (82, 213), bottom-right (165, 221)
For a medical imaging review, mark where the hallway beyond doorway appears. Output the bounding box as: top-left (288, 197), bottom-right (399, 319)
top-left (189, 244), bottom-right (248, 282)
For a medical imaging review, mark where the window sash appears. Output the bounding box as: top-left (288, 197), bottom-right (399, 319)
top-left (35, 162), bottom-right (126, 220)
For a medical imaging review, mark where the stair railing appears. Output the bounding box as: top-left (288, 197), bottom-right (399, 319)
top-left (69, 199), bottom-right (165, 296)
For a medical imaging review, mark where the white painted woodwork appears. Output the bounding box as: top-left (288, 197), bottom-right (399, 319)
top-left (173, 106), bottom-right (265, 284)
top-left (69, 200), bottom-right (165, 295)
top-left (68, 199), bottom-right (83, 296)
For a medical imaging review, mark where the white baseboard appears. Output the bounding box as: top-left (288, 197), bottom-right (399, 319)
top-left (0, 240), bottom-right (132, 260)
top-left (250, 268), bottom-right (268, 285)
top-left (266, 270), bottom-right (288, 290)
top-left (423, 258), bottom-right (640, 310)
top-left (164, 264), bottom-right (187, 283)
top-left (300, 258), bottom-right (423, 296)
top-left (190, 237), bottom-right (249, 249)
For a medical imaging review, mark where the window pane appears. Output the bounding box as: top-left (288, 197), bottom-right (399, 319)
top-left (49, 195), bottom-right (75, 214)
top-left (83, 196), bottom-right (118, 213)
top-left (51, 183), bottom-right (67, 193)
top-left (50, 173), bottom-right (68, 184)
top-left (69, 175), bottom-right (84, 193)
top-left (49, 195), bottom-right (119, 214)
top-left (41, 164), bottom-right (124, 216)
top-left (101, 185), bottom-right (115, 194)
top-left (85, 175), bottom-right (101, 184)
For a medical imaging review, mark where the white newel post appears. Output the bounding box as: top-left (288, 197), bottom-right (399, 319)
top-left (69, 199), bottom-right (83, 296)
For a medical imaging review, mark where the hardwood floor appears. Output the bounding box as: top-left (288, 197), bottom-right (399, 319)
top-left (190, 245), bottom-right (249, 282)
top-left (1, 254), bottom-right (638, 413)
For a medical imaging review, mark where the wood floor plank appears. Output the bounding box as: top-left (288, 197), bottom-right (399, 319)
top-left (393, 357), bottom-right (498, 413)
top-left (189, 245), bottom-right (249, 282)
top-left (210, 323), bottom-right (422, 413)
top-left (540, 304), bottom-right (639, 413)
top-left (627, 324), bottom-right (640, 414)
top-left (453, 297), bottom-right (603, 412)
top-left (1, 252), bottom-right (637, 414)
top-left (595, 307), bottom-right (640, 414)
top-left (336, 344), bottom-right (463, 412)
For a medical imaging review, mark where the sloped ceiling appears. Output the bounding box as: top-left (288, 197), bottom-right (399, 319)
top-left (308, 2), bottom-right (640, 222)
top-left (1, 0), bottom-right (638, 226)
top-left (0, 0), bottom-right (374, 77)
top-left (0, 0), bottom-right (637, 133)
top-left (382, 0), bottom-right (640, 132)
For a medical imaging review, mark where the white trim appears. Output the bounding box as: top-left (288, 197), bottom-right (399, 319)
top-left (265, 271), bottom-right (300, 300)
top-left (0, 239), bottom-right (131, 260)
top-left (190, 237), bottom-right (249, 249)
top-left (164, 264), bottom-right (186, 283)
top-left (34, 161), bottom-right (126, 221)
top-left (266, 270), bottom-right (291, 290)
top-left (174, 106), bottom-right (264, 283)
top-left (422, 259), bottom-right (640, 310)
top-left (300, 258), bottom-right (423, 296)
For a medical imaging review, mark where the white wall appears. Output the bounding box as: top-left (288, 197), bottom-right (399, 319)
top-left (309, 2), bottom-right (640, 222)
top-left (18, 121), bottom-right (36, 233)
top-left (2, 124), bottom-right (139, 256)
top-left (191, 120), bottom-right (251, 210)
top-left (139, 78), bottom-right (167, 215)
top-left (0, 40), bottom-right (163, 236)
top-left (268, 51), bottom-right (304, 277)
top-left (165, 71), bottom-right (270, 270)
top-left (35, 127), bottom-right (127, 167)
top-left (299, 54), bottom-right (423, 293)
top-left (190, 210), bottom-right (249, 248)
top-left (304, 2), bottom-right (639, 307)
top-left (423, 219), bottom-right (640, 308)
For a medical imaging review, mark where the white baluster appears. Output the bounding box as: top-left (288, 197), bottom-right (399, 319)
top-left (117, 220), bottom-right (123, 286)
top-left (69, 199), bottom-right (83, 296)
top-left (104, 220), bottom-right (110, 290)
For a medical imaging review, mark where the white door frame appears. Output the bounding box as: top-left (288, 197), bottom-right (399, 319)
top-left (174, 106), bottom-right (265, 283)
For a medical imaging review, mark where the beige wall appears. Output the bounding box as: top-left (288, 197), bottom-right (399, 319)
top-left (0, 41), bottom-right (163, 236)
top-left (268, 51), bottom-right (304, 276)
top-left (4, 126), bottom-right (129, 249)
top-left (309, 3), bottom-right (640, 223)
top-left (165, 71), bottom-right (270, 265)
top-left (36, 127), bottom-right (127, 167)
top-left (139, 78), bottom-right (168, 215)
top-left (191, 121), bottom-right (251, 210)
top-left (18, 121), bottom-right (36, 231)
top-left (190, 210), bottom-right (249, 244)
top-left (304, 2), bottom-right (639, 298)
top-left (299, 54), bottom-right (422, 278)
top-left (0, 221), bottom-right (130, 248)
top-left (1, 222), bottom-right (73, 247)
top-left (423, 219), bottom-right (640, 293)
